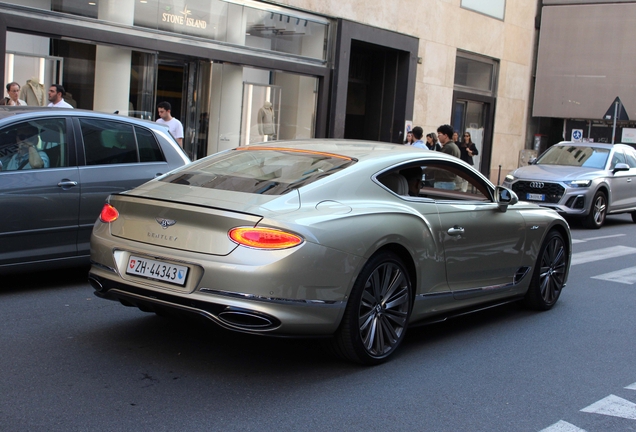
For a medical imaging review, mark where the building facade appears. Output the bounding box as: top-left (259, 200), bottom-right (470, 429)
top-left (533, 0), bottom-right (636, 149)
top-left (1, 0), bottom-right (538, 181)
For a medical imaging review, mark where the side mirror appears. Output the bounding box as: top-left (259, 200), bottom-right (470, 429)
top-left (528, 157), bottom-right (537, 165)
top-left (495, 186), bottom-right (518, 212)
top-left (612, 162), bottom-right (630, 174)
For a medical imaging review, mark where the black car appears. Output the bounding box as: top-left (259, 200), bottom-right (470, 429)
top-left (0, 107), bottom-right (190, 274)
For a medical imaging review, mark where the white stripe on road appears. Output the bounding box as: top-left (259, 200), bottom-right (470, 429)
top-left (580, 394), bottom-right (636, 420)
top-left (539, 420), bottom-right (587, 431)
top-left (571, 246), bottom-right (636, 266)
top-left (591, 267), bottom-right (636, 285)
top-left (626, 382), bottom-right (636, 390)
top-left (572, 234), bottom-right (626, 244)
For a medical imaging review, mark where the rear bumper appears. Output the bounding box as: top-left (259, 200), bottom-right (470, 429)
top-left (89, 263), bottom-right (348, 337)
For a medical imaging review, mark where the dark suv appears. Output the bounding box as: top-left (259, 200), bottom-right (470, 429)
top-left (0, 107), bottom-right (190, 274)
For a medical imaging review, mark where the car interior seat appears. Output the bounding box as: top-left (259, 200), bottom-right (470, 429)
top-left (380, 173), bottom-right (409, 195)
top-left (39, 125), bottom-right (64, 168)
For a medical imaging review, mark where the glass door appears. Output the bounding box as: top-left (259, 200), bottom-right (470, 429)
top-left (454, 99), bottom-right (486, 172)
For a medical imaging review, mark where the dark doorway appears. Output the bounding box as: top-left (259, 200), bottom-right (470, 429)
top-left (344, 41), bottom-right (400, 142)
top-left (155, 60), bottom-right (185, 122)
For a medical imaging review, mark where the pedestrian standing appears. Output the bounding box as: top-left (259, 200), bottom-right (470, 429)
top-left (156, 101), bottom-right (184, 147)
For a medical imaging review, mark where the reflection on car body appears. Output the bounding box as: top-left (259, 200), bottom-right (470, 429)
top-left (89, 140), bottom-right (571, 364)
top-left (504, 141), bottom-right (636, 228)
top-left (0, 107), bottom-right (190, 274)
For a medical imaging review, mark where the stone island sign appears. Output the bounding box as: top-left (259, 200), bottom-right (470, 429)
top-left (162, 5), bottom-right (207, 29)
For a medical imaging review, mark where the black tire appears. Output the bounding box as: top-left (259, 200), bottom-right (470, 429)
top-left (582, 191), bottom-right (607, 229)
top-left (631, 212), bottom-right (636, 223)
top-left (524, 231), bottom-right (567, 311)
top-left (331, 251), bottom-right (412, 365)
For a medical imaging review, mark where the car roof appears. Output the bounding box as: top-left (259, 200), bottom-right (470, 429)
top-left (0, 106), bottom-right (164, 129)
top-left (238, 139), bottom-right (461, 164)
top-left (553, 141), bottom-right (633, 150)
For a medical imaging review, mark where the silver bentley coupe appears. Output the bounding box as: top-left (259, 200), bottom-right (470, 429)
top-left (89, 140), bottom-right (571, 364)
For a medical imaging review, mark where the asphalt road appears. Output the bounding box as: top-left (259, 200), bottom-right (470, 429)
top-left (1, 214), bottom-right (636, 431)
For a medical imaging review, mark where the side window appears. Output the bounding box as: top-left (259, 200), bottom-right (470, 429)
top-left (610, 150), bottom-right (626, 169)
top-left (80, 118), bottom-right (138, 165)
top-left (136, 126), bottom-right (165, 162)
top-left (0, 118), bottom-right (67, 171)
top-left (624, 148), bottom-right (636, 168)
top-left (379, 161), bottom-right (490, 201)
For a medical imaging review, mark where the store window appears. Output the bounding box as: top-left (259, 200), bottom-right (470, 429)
top-left (207, 63), bottom-right (318, 154)
top-left (461, 0), bottom-right (506, 20)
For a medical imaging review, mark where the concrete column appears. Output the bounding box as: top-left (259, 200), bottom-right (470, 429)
top-left (207, 3), bottom-right (247, 154)
top-left (93, 0), bottom-right (134, 114)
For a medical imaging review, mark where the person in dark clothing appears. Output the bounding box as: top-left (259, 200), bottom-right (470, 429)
top-left (425, 133), bottom-right (442, 151)
top-left (459, 131), bottom-right (479, 166)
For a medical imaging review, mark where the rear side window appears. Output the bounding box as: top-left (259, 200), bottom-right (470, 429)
top-left (81, 119), bottom-right (137, 165)
top-left (161, 147), bottom-right (356, 195)
top-left (0, 118), bottom-right (68, 171)
top-left (136, 126), bottom-right (164, 162)
top-left (80, 119), bottom-right (166, 165)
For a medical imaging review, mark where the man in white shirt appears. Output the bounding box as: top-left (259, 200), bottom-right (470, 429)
top-left (47, 84), bottom-right (73, 108)
top-left (156, 101), bottom-right (184, 147)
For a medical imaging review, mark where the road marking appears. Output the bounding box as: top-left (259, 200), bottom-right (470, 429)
top-left (580, 394), bottom-right (636, 420)
top-left (572, 234), bottom-right (626, 243)
top-left (592, 267), bottom-right (636, 285)
top-left (571, 246), bottom-right (636, 266)
top-left (626, 382), bottom-right (636, 390)
top-left (539, 420), bottom-right (587, 431)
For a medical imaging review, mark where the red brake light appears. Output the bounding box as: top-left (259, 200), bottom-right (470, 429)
top-left (228, 227), bottom-right (303, 250)
top-left (99, 203), bottom-right (119, 223)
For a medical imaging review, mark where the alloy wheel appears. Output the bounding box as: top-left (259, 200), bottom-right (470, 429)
top-left (358, 262), bottom-right (410, 357)
top-left (538, 235), bottom-right (567, 304)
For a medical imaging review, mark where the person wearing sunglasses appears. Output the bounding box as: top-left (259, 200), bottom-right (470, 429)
top-left (459, 131), bottom-right (479, 166)
top-left (1, 125), bottom-right (49, 171)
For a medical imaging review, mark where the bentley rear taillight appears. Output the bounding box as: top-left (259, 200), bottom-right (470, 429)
top-left (99, 203), bottom-right (119, 223)
top-left (228, 227), bottom-right (303, 250)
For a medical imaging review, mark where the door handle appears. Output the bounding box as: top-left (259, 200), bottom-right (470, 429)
top-left (57, 180), bottom-right (78, 189)
top-left (447, 225), bottom-right (464, 236)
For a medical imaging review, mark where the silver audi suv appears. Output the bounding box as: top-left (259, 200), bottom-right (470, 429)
top-left (503, 141), bottom-right (636, 228)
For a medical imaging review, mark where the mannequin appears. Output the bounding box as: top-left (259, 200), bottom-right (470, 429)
top-left (257, 101), bottom-right (276, 137)
top-left (19, 77), bottom-right (46, 106)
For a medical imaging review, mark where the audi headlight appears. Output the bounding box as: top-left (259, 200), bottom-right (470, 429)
top-left (564, 179), bottom-right (592, 188)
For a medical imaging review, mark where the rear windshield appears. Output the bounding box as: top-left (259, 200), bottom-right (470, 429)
top-left (537, 145), bottom-right (609, 169)
top-left (160, 147), bottom-right (356, 195)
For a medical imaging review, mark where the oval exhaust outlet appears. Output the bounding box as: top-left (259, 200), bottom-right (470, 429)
top-left (218, 308), bottom-right (279, 330)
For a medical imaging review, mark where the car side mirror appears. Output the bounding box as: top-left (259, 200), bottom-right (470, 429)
top-left (528, 157), bottom-right (537, 165)
top-left (612, 162), bottom-right (630, 174)
top-left (495, 186), bottom-right (518, 212)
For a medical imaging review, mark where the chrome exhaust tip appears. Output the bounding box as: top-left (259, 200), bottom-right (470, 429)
top-left (217, 307), bottom-right (279, 330)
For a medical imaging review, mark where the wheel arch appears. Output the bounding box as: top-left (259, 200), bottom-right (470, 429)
top-left (593, 185), bottom-right (610, 210)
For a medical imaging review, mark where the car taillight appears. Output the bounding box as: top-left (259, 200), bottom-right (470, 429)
top-left (228, 227), bottom-right (303, 250)
top-left (99, 203), bottom-right (119, 223)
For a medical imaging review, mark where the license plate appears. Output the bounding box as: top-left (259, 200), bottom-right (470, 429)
top-left (126, 255), bottom-right (189, 286)
top-left (527, 193), bottom-right (545, 201)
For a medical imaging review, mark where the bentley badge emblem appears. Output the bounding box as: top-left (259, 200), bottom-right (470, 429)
top-left (156, 217), bottom-right (177, 229)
